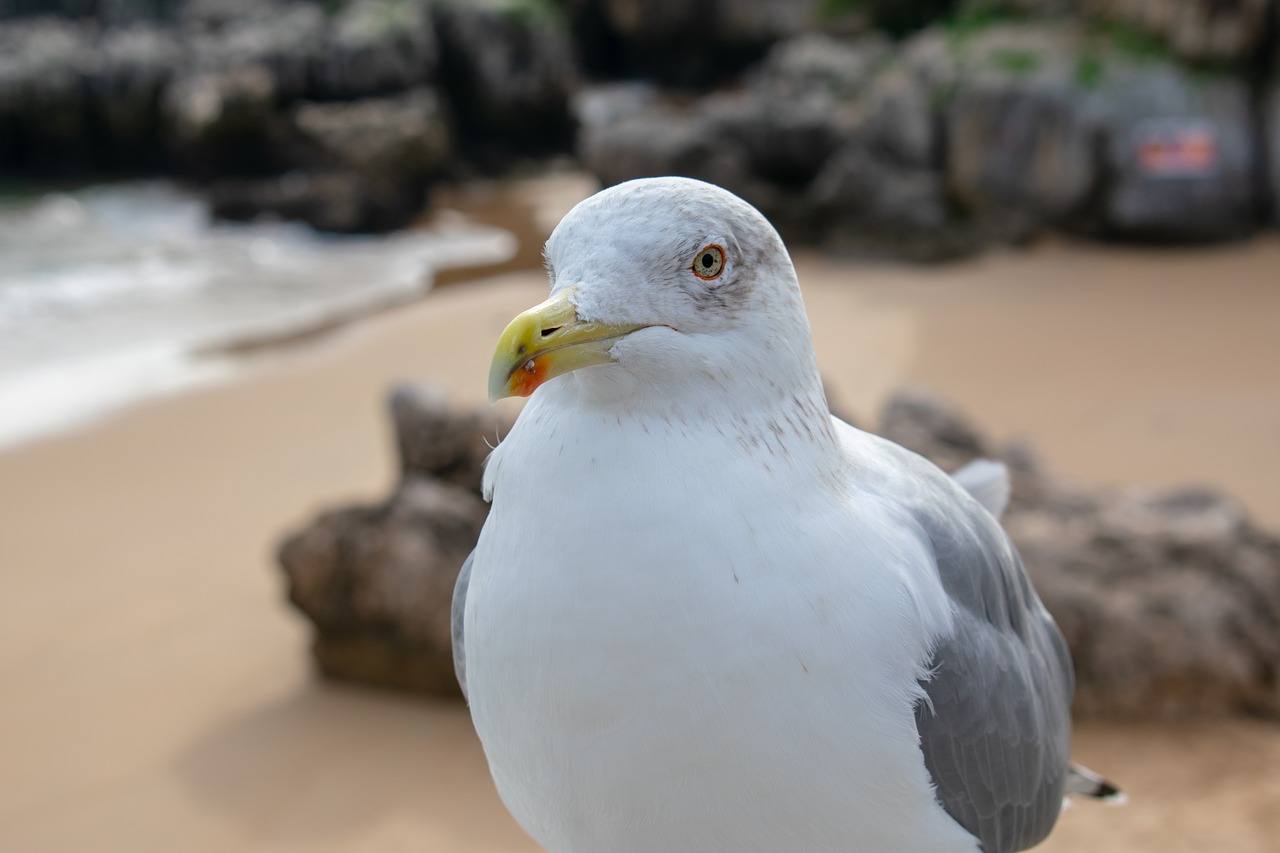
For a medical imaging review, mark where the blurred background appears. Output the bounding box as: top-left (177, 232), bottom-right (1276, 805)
top-left (2, 0), bottom-right (1279, 851)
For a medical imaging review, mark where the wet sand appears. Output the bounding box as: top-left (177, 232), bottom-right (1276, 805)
top-left (2, 236), bottom-right (1279, 852)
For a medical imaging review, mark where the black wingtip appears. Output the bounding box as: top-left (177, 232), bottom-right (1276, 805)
top-left (1067, 763), bottom-right (1126, 805)
top-left (1094, 780), bottom-right (1122, 799)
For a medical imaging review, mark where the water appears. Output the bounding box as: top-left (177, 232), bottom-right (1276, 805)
top-left (0, 182), bottom-right (515, 450)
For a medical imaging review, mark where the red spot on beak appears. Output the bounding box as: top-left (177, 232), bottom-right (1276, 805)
top-left (509, 356), bottom-right (549, 397)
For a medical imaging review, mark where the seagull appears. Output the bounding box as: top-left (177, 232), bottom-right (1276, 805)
top-left (452, 177), bottom-right (1119, 852)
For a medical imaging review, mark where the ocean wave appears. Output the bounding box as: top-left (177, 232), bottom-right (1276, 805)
top-left (0, 182), bottom-right (516, 451)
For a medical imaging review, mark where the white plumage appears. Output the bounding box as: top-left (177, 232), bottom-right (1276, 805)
top-left (455, 177), bottom-right (1085, 852)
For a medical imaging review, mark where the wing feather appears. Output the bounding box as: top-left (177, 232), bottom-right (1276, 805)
top-left (846, 427), bottom-right (1074, 853)
top-left (452, 550), bottom-right (474, 699)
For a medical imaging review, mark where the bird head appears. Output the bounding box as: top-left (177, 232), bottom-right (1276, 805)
top-left (488, 177), bottom-right (818, 405)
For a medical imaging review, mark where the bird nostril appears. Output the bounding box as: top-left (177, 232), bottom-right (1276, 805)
top-left (541, 326), bottom-right (561, 338)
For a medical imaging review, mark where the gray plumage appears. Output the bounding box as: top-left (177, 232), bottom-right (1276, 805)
top-left (452, 551), bottom-right (473, 699)
top-left (863, 436), bottom-right (1074, 853)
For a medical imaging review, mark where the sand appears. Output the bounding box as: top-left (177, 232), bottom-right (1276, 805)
top-left (2, 236), bottom-right (1279, 852)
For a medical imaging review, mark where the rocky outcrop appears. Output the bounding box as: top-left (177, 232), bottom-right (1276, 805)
top-left (279, 384), bottom-right (1280, 718)
top-left (280, 473), bottom-right (489, 695)
top-left (207, 87), bottom-right (452, 231)
top-left (314, 0), bottom-right (439, 101)
top-left (1085, 64), bottom-right (1259, 240)
top-left (580, 18), bottom-right (1272, 258)
top-left (1264, 77), bottom-right (1280, 227)
top-left (433, 0), bottom-right (578, 166)
top-left (0, 0), bottom-right (574, 230)
top-left (0, 18), bottom-right (99, 171)
top-left (278, 385), bottom-right (513, 696)
top-left (560, 0), bottom-right (824, 86)
top-left (6, 1), bottom-right (1277, 243)
top-left (1077, 0), bottom-right (1274, 64)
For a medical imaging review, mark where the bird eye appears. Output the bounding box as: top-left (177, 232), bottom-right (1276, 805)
top-left (691, 244), bottom-right (726, 281)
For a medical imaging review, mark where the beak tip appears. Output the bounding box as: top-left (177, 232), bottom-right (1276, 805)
top-left (487, 369), bottom-right (512, 403)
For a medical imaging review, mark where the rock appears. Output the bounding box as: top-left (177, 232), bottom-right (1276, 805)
top-left (279, 474), bottom-right (489, 696)
top-left (279, 385), bottom-right (515, 695)
top-left (850, 0), bottom-right (960, 37)
top-left (562, 0), bottom-right (823, 85)
top-left (1269, 80), bottom-right (1280, 228)
top-left (749, 32), bottom-right (894, 101)
top-left (947, 78), bottom-right (1095, 219)
top-left (208, 169), bottom-right (421, 233)
top-left (959, 0), bottom-right (1074, 13)
top-left (390, 384), bottom-right (513, 493)
top-left (861, 64), bottom-right (939, 169)
top-left (578, 96), bottom-right (755, 196)
top-left (1082, 60), bottom-right (1260, 241)
top-left (0, 18), bottom-right (97, 171)
top-left (90, 23), bottom-right (182, 164)
top-left (312, 0), bottom-right (439, 101)
top-left (1077, 0), bottom-right (1273, 64)
top-left (432, 0), bottom-right (577, 165)
top-left (160, 64), bottom-right (281, 176)
top-left (876, 388), bottom-right (992, 473)
top-left (577, 34), bottom-right (950, 251)
top-left (943, 25), bottom-right (1097, 221)
top-left (700, 89), bottom-right (848, 186)
top-left (213, 87), bottom-right (453, 231)
top-left (711, 33), bottom-right (895, 183)
top-left (938, 20), bottom-right (1262, 241)
top-left (288, 86), bottom-right (452, 178)
top-left (809, 145), bottom-right (969, 261)
top-left (874, 388), bottom-right (1280, 719)
top-left (1013, 486), bottom-right (1280, 718)
top-left (179, 1), bottom-right (327, 102)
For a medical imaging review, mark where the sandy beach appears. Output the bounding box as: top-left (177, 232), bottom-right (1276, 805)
top-left (3, 237), bottom-right (1280, 852)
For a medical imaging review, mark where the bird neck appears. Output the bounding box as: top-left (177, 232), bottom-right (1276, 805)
top-left (530, 364), bottom-right (843, 482)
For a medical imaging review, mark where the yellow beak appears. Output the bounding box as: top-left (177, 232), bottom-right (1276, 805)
top-left (488, 287), bottom-right (648, 401)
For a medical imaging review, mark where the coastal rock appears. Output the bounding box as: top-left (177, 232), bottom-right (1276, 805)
top-left (876, 388), bottom-right (991, 473)
top-left (208, 88), bottom-right (452, 231)
top-left (749, 32), bottom-right (893, 100)
top-left (577, 33), bottom-right (963, 255)
top-left (288, 87), bottom-right (452, 178)
top-left (161, 65), bottom-right (281, 176)
top-left (208, 169), bottom-right (417, 233)
top-left (562, 0), bottom-right (823, 85)
top-left (312, 0), bottom-right (439, 101)
top-left (432, 0), bottom-right (577, 164)
top-left (578, 96), bottom-right (754, 198)
top-left (877, 388), bottom-right (1280, 719)
top-left (280, 385), bottom-right (514, 696)
top-left (809, 145), bottom-right (967, 261)
top-left (92, 23), bottom-right (182, 161)
top-left (1077, 0), bottom-right (1273, 64)
top-left (1083, 60), bottom-right (1259, 241)
top-left (1269, 80), bottom-right (1280, 228)
top-left (179, 1), bottom-right (327, 102)
top-left (943, 25), bottom-right (1097, 221)
top-left (390, 384), bottom-right (512, 493)
top-left (279, 473), bottom-right (489, 696)
top-left (947, 78), bottom-right (1095, 219)
top-left (0, 18), bottom-right (96, 171)
top-left (860, 64), bottom-right (939, 169)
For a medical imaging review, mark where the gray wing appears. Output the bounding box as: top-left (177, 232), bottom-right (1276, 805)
top-left (452, 550), bottom-right (474, 700)
top-left (867, 439), bottom-right (1073, 852)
